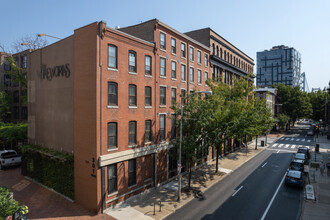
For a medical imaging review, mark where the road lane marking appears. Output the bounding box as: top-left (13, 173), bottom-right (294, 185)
top-left (291, 145), bottom-right (296, 149)
top-left (260, 173), bottom-right (287, 220)
top-left (232, 186), bottom-right (243, 197)
top-left (307, 140), bottom-right (311, 142)
top-left (267, 148), bottom-right (296, 153)
top-left (284, 144), bottom-right (289, 148)
top-left (302, 139), bottom-right (305, 142)
top-left (296, 139), bottom-right (300, 141)
top-left (285, 138), bottom-right (290, 140)
top-left (278, 144), bottom-right (283, 148)
top-left (272, 143), bottom-right (278, 147)
top-left (280, 137), bottom-right (285, 140)
top-left (277, 150), bottom-right (280, 153)
top-left (262, 162), bottom-right (268, 168)
top-left (290, 138), bottom-right (294, 141)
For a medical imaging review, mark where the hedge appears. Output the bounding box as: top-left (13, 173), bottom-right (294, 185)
top-left (21, 145), bottom-right (74, 200)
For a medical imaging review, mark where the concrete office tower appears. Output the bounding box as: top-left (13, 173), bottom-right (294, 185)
top-left (256, 45), bottom-right (301, 88)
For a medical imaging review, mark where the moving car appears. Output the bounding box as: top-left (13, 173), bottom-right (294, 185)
top-left (0, 150), bottom-right (21, 169)
top-left (285, 170), bottom-right (305, 188)
top-left (289, 159), bottom-right (305, 172)
top-left (297, 146), bottom-right (310, 160)
top-left (294, 153), bottom-right (308, 165)
top-left (307, 130), bottom-right (314, 136)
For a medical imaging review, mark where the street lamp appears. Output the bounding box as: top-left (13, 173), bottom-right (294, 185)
top-left (177, 90), bottom-right (212, 201)
top-left (37, 33), bottom-right (61, 40)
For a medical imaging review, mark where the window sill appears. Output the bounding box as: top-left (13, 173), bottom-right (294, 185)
top-left (145, 106), bottom-right (152, 109)
top-left (107, 191), bottom-right (118, 197)
top-left (197, 63), bottom-right (202, 66)
top-left (160, 48), bottom-right (166, 52)
top-left (181, 80), bottom-right (186, 83)
top-left (198, 83), bottom-right (202, 86)
top-left (171, 78), bottom-right (177, 81)
top-left (171, 53), bottom-right (177, 56)
top-left (189, 82), bottom-right (195, 85)
top-left (181, 56), bottom-right (186, 60)
top-left (128, 184), bottom-right (137, 189)
top-left (108, 67), bottom-right (118, 72)
top-left (190, 60), bottom-right (194, 63)
top-left (128, 144), bottom-right (137, 148)
top-left (128, 72), bottom-right (137, 75)
top-left (107, 148), bottom-right (118, 152)
top-left (144, 178), bottom-right (152, 183)
top-left (145, 74), bottom-right (152, 78)
top-left (160, 76), bottom-right (166, 79)
top-left (159, 105), bottom-right (167, 108)
top-left (107, 105), bottom-right (118, 109)
top-left (129, 106), bottom-right (138, 109)
top-left (144, 141), bottom-right (153, 146)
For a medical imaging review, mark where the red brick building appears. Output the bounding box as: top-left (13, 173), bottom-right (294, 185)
top-left (27, 19), bottom-right (253, 213)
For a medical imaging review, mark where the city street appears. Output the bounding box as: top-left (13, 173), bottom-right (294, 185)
top-left (166, 123), bottom-right (313, 220)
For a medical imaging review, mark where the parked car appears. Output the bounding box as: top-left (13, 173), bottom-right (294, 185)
top-left (294, 153), bottom-right (308, 165)
top-left (0, 150), bottom-right (21, 169)
top-left (297, 146), bottom-right (310, 159)
top-left (289, 159), bottom-right (305, 172)
top-left (285, 170), bottom-right (305, 188)
top-left (307, 130), bottom-right (314, 136)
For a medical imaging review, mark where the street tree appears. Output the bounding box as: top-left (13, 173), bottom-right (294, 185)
top-left (273, 83), bottom-right (312, 126)
top-left (0, 90), bottom-right (11, 122)
top-left (171, 92), bottom-right (209, 189)
top-left (308, 90), bottom-right (329, 122)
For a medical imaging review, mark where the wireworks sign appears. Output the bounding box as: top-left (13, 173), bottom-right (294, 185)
top-left (39, 64), bottom-right (71, 81)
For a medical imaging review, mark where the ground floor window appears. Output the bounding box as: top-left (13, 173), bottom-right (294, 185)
top-left (108, 164), bottom-right (117, 194)
top-left (128, 159), bottom-right (136, 187)
top-left (168, 147), bottom-right (177, 178)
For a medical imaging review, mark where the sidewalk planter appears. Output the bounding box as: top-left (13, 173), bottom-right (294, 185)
top-left (21, 145), bottom-right (74, 199)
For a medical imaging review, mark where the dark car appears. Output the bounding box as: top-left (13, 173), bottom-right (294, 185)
top-left (297, 146), bottom-right (310, 159)
top-left (289, 159), bottom-right (305, 172)
top-left (285, 170), bottom-right (305, 188)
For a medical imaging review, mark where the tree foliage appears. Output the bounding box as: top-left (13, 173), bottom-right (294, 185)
top-left (308, 90), bottom-right (329, 122)
top-left (0, 187), bottom-right (28, 219)
top-left (273, 83), bottom-right (312, 125)
top-left (0, 123), bottom-right (27, 149)
top-left (0, 91), bottom-right (11, 122)
top-left (278, 113), bottom-right (290, 130)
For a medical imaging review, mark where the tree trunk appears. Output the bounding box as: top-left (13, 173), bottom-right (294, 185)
top-left (215, 145), bottom-right (219, 173)
top-left (255, 136), bottom-right (258, 150)
top-left (188, 163), bottom-right (192, 189)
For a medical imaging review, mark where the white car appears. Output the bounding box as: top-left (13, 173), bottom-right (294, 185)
top-left (0, 150), bottom-right (22, 169)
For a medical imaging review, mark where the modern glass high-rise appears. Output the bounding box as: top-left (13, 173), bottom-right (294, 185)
top-left (256, 45), bottom-right (301, 87)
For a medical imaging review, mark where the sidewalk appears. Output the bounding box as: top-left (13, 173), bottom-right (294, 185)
top-left (105, 134), bottom-right (281, 220)
top-left (301, 134), bottom-right (330, 220)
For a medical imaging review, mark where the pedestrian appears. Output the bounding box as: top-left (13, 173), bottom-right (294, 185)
top-left (320, 160), bottom-right (325, 176)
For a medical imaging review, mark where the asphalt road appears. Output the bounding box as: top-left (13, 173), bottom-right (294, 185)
top-left (166, 124), bottom-right (310, 220)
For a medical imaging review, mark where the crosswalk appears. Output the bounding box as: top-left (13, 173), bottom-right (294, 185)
top-left (271, 143), bottom-right (309, 150)
top-left (279, 137), bottom-right (311, 143)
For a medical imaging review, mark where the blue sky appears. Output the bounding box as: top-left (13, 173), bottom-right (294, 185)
top-left (1, 0), bottom-right (329, 90)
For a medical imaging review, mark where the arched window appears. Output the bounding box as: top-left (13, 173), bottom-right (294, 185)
top-left (216, 46), bottom-right (219, 56)
top-left (212, 43), bottom-right (215, 55)
top-left (220, 48), bottom-right (222, 59)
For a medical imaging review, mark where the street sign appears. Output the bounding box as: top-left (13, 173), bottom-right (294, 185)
top-left (306, 184), bottom-right (315, 200)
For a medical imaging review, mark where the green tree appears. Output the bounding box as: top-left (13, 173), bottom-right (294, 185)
top-left (0, 123), bottom-right (27, 149)
top-left (0, 90), bottom-right (11, 122)
top-left (0, 187), bottom-right (28, 219)
top-left (278, 113), bottom-right (290, 130)
top-left (308, 90), bottom-right (329, 122)
top-left (274, 83), bottom-right (312, 126)
top-left (171, 92), bottom-right (209, 189)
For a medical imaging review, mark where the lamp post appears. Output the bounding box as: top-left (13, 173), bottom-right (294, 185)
top-left (37, 33), bottom-right (61, 40)
top-left (177, 90), bottom-right (212, 201)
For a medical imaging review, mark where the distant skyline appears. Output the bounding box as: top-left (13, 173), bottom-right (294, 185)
top-left (1, 0), bottom-right (329, 90)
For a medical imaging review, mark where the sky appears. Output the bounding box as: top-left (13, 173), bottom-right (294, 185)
top-left (1, 0), bottom-right (329, 91)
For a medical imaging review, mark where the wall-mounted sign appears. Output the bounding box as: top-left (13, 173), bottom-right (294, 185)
top-left (39, 64), bottom-right (70, 81)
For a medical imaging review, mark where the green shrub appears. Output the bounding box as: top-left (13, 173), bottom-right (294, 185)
top-left (21, 145), bottom-right (74, 199)
top-left (0, 187), bottom-right (28, 219)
